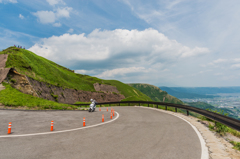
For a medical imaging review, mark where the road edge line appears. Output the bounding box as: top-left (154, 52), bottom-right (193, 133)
top-left (137, 106), bottom-right (209, 159)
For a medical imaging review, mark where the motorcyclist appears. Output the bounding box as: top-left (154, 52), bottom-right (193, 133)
top-left (90, 99), bottom-right (97, 111)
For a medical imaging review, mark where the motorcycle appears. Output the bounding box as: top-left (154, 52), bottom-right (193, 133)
top-left (89, 103), bottom-right (96, 112)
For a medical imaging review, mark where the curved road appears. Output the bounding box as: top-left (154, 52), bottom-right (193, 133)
top-left (0, 107), bottom-right (201, 159)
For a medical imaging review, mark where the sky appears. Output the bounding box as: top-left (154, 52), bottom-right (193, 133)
top-left (1, 0), bottom-right (240, 87)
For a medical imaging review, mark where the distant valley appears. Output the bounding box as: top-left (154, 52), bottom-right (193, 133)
top-left (160, 86), bottom-right (240, 120)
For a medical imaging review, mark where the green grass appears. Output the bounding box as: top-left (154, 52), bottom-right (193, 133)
top-left (1, 47), bottom-right (102, 91)
top-left (74, 101), bottom-right (91, 104)
top-left (128, 83), bottom-right (183, 104)
top-left (230, 141), bottom-right (240, 151)
top-left (0, 83), bottom-right (78, 110)
top-left (0, 47), bottom-right (151, 102)
top-left (102, 80), bottom-right (152, 101)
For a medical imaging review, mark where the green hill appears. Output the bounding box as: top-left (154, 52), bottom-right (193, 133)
top-left (0, 47), bottom-right (152, 107)
top-left (128, 83), bottom-right (183, 104)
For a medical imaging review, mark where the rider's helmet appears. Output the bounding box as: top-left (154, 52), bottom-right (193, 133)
top-left (90, 99), bottom-right (93, 102)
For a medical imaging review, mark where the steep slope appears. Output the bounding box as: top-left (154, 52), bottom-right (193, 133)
top-left (0, 47), bottom-right (152, 105)
top-left (129, 83), bottom-right (183, 104)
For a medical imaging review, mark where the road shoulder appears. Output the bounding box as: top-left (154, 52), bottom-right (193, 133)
top-left (137, 106), bottom-right (240, 159)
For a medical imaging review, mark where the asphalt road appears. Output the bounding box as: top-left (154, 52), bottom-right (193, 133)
top-left (0, 107), bottom-right (201, 159)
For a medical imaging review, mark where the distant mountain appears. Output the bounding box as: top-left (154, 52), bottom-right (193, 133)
top-left (128, 83), bottom-right (183, 104)
top-left (159, 86), bottom-right (217, 99)
top-left (160, 86), bottom-right (240, 95)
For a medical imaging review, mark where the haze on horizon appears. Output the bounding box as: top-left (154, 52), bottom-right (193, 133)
top-left (1, 0), bottom-right (240, 87)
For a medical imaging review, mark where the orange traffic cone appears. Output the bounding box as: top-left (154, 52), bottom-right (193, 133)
top-left (51, 121), bottom-right (54, 131)
top-left (113, 109), bottom-right (115, 116)
top-left (8, 122), bottom-right (12, 134)
top-left (111, 112), bottom-right (112, 119)
top-left (99, 107), bottom-right (101, 111)
top-left (83, 117), bottom-right (85, 127)
top-left (102, 114), bottom-right (104, 122)
top-left (107, 107), bottom-right (108, 112)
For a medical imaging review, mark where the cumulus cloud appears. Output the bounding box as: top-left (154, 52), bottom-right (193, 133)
top-left (56, 7), bottom-right (72, 18)
top-left (33, 7), bottom-right (72, 24)
top-left (33, 11), bottom-right (56, 24)
top-left (29, 28), bottom-right (209, 65)
top-left (19, 14), bottom-right (24, 19)
top-left (96, 67), bottom-right (148, 78)
top-left (75, 69), bottom-right (97, 75)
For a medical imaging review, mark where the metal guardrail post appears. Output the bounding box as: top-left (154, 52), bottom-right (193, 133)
top-left (165, 105), bottom-right (167, 110)
top-left (157, 105), bottom-right (158, 108)
top-left (100, 104), bottom-right (101, 107)
top-left (175, 108), bottom-right (177, 112)
top-left (139, 103), bottom-right (140, 106)
top-left (119, 103), bottom-right (120, 106)
top-left (128, 103), bottom-right (130, 106)
top-left (187, 110), bottom-right (189, 116)
top-left (148, 103), bottom-right (149, 107)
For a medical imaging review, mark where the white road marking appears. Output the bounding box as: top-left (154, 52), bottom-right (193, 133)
top-left (0, 111), bottom-right (119, 138)
top-left (138, 106), bottom-right (209, 159)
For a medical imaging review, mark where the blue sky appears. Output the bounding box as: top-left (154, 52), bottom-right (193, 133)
top-left (1, 0), bottom-right (240, 87)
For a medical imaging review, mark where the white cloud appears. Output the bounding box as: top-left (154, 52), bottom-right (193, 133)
top-left (231, 64), bottom-right (240, 69)
top-left (19, 14), bottom-right (24, 19)
top-left (56, 7), bottom-right (72, 18)
top-left (46, 0), bottom-right (65, 6)
top-left (33, 7), bottom-right (72, 24)
top-left (67, 28), bottom-right (74, 33)
top-left (75, 70), bottom-right (87, 74)
top-left (75, 69), bottom-right (97, 75)
top-left (33, 11), bottom-right (56, 24)
top-left (97, 67), bottom-right (147, 78)
top-left (29, 28), bottom-right (209, 64)
top-left (53, 22), bottom-right (61, 27)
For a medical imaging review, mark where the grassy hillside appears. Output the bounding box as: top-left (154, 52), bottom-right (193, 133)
top-left (128, 83), bottom-right (183, 104)
top-left (0, 47), bottom-right (151, 102)
top-left (0, 83), bottom-right (77, 110)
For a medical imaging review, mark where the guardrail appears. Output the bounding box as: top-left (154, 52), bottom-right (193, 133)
top-left (73, 101), bottom-right (240, 132)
